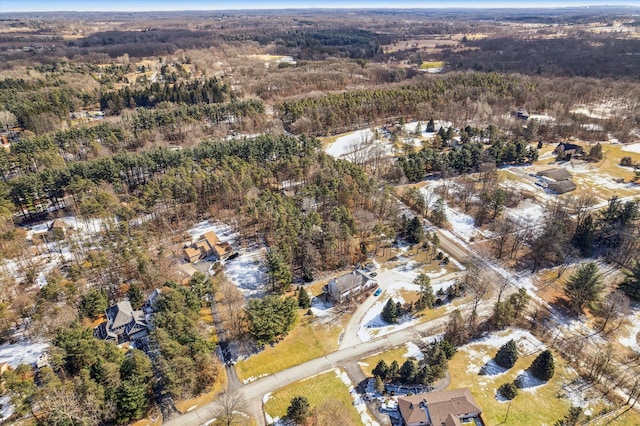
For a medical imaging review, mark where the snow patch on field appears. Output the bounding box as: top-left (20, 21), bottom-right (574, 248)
top-left (0, 341), bottom-right (48, 368)
top-left (619, 310), bottom-right (640, 352)
top-left (326, 129), bottom-right (374, 158)
top-left (621, 143), bottom-right (640, 154)
top-left (403, 342), bottom-right (424, 360)
top-left (263, 393), bottom-right (279, 424)
top-left (187, 221), bottom-right (236, 243)
top-left (506, 200), bottom-right (545, 222)
top-left (460, 328), bottom-right (545, 376)
top-left (334, 369), bottom-right (379, 426)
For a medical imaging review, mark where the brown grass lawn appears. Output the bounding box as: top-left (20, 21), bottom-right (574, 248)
top-left (235, 313), bottom-right (345, 382)
top-left (447, 341), bottom-right (640, 426)
top-left (263, 369), bottom-right (362, 425)
top-left (359, 345), bottom-right (414, 377)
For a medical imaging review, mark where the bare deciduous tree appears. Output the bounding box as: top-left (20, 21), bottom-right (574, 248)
top-left (213, 391), bottom-right (247, 426)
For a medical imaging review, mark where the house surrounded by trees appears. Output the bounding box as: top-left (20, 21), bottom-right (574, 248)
top-left (325, 270), bottom-right (376, 303)
top-left (397, 388), bottom-right (483, 426)
top-left (94, 300), bottom-right (148, 344)
top-left (183, 230), bottom-right (233, 263)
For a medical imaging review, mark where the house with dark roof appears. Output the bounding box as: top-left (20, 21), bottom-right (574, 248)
top-left (325, 270), bottom-right (376, 303)
top-left (94, 301), bottom-right (148, 344)
top-left (554, 142), bottom-right (583, 161)
top-left (397, 388), bottom-right (483, 426)
top-left (537, 168), bottom-right (577, 194)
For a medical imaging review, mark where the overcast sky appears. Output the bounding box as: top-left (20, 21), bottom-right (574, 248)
top-left (2, 0), bottom-right (638, 13)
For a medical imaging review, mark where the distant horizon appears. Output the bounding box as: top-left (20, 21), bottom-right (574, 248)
top-left (2, 1), bottom-right (639, 14)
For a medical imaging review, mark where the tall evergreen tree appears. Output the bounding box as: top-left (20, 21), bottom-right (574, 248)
top-left (619, 260), bottom-right (640, 301)
top-left (382, 298), bottom-right (399, 324)
top-left (530, 350), bottom-right (555, 381)
top-left (495, 340), bottom-right (519, 369)
top-left (563, 262), bottom-right (604, 316)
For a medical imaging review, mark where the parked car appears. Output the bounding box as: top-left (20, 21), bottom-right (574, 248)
top-left (373, 288), bottom-right (382, 296)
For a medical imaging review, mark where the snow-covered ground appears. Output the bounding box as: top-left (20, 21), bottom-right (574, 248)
top-left (460, 328), bottom-right (545, 377)
top-left (187, 220), bottom-right (236, 243)
top-left (619, 310), bottom-right (640, 352)
top-left (505, 200), bottom-right (545, 223)
top-left (403, 342), bottom-right (425, 361)
top-left (334, 369), bottom-right (380, 426)
top-left (0, 394), bottom-right (14, 423)
top-left (326, 129), bottom-right (375, 158)
top-left (187, 220), bottom-right (268, 297)
top-left (356, 264), bottom-right (457, 342)
top-left (621, 143), bottom-right (640, 154)
top-left (223, 246), bottom-right (267, 297)
top-left (0, 341), bottom-right (48, 368)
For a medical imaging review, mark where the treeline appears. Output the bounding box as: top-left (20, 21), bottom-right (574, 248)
top-left (447, 36), bottom-right (640, 79)
top-left (260, 29), bottom-right (388, 60)
top-left (278, 72), bottom-right (532, 135)
top-left (0, 77), bottom-right (89, 133)
top-left (124, 100), bottom-right (264, 135)
top-left (398, 139), bottom-right (538, 181)
top-left (0, 100), bottom-right (265, 180)
top-left (100, 77), bottom-right (229, 114)
top-left (7, 133), bottom-right (316, 218)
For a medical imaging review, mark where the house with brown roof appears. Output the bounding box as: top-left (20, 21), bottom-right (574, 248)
top-left (94, 301), bottom-right (148, 344)
top-left (184, 230), bottom-right (234, 263)
top-left (397, 388), bottom-right (483, 426)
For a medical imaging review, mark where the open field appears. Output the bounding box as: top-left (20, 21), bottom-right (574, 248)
top-left (263, 369), bottom-right (363, 425)
top-left (447, 330), bottom-right (640, 426)
top-left (235, 313), bottom-right (345, 383)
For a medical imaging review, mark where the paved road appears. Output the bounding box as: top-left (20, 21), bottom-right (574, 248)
top-left (164, 312), bottom-right (453, 426)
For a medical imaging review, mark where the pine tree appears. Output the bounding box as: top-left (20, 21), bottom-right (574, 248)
top-left (564, 262), bottom-right (604, 316)
top-left (382, 298), bottom-right (398, 324)
top-left (297, 286), bottom-right (311, 309)
top-left (399, 359), bottom-right (418, 383)
top-left (554, 406), bottom-right (583, 426)
top-left (619, 260), bottom-right (640, 301)
top-left (495, 340), bottom-right (519, 369)
top-left (287, 396), bottom-right (311, 425)
top-left (414, 273), bottom-right (435, 310)
top-left (498, 382), bottom-right (518, 400)
top-left (372, 360), bottom-right (389, 380)
top-left (426, 118), bottom-right (435, 132)
top-left (531, 350), bottom-right (555, 381)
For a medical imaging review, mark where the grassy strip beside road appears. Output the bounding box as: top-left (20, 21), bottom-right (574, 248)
top-left (263, 369), bottom-right (361, 425)
top-left (236, 313), bottom-right (345, 383)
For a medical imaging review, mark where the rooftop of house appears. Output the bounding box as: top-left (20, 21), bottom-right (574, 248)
top-left (537, 168), bottom-right (572, 181)
top-left (330, 270), bottom-right (370, 294)
top-left (106, 300), bottom-right (143, 330)
top-left (49, 218), bottom-right (67, 230)
top-left (549, 179), bottom-right (577, 194)
top-left (184, 247), bottom-right (200, 258)
top-left (398, 388), bottom-right (482, 426)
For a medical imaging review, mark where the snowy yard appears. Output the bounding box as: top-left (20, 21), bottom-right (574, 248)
top-left (0, 341), bottom-right (48, 368)
top-left (186, 220), bottom-right (268, 297)
top-left (619, 310), bottom-right (640, 352)
top-left (621, 143), bottom-right (640, 154)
